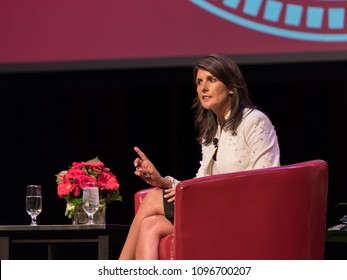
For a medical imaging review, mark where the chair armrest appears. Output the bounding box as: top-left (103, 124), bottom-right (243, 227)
top-left (174, 160), bottom-right (328, 259)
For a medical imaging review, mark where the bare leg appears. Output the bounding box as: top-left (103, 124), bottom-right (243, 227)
top-left (135, 215), bottom-right (174, 260)
top-left (119, 189), bottom-right (165, 259)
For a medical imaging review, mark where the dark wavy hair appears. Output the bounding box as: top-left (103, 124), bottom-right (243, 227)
top-left (192, 54), bottom-right (255, 145)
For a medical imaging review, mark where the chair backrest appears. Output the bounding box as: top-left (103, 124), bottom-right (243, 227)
top-left (174, 160), bottom-right (329, 259)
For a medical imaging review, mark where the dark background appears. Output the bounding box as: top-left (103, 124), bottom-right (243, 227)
top-left (0, 59), bottom-right (346, 228)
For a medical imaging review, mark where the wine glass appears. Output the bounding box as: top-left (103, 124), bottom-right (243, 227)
top-left (82, 185), bottom-right (99, 225)
top-left (25, 185), bottom-right (42, 226)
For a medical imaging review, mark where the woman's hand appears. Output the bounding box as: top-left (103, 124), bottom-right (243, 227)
top-left (164, 188), bottom-right (175, 203)
top-left (133, 146), bottom-right (167, 188)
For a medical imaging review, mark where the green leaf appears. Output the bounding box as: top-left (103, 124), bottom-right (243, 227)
top-left (87, 157), bottom-right (101, 163)
top-left (69, 197), bottom-right (82, 205)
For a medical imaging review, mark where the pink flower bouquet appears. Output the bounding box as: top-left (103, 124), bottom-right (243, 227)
top-left (56, 157), bottom-right (122, 219)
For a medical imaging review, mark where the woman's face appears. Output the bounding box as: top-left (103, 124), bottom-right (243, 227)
top-left (196, 69), bottom-right (233, 116)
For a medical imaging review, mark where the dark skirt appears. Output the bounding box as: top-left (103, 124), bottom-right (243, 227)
top-left (163, 189), bottom-right (174, 224)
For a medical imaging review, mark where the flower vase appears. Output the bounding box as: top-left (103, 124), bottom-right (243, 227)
top-left (72, 203), bottom-right (106, 225)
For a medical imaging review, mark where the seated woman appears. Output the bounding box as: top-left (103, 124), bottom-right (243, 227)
top-left (119, 54), bottom-right (280, 260)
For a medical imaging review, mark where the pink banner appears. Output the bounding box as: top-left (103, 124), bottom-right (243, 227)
top-left (1, 0), bottom-right (347, 66)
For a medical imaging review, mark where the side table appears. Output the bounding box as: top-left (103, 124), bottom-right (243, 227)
top-left (0, 224), bottom-right (129, 260)
top-left (325, 226), bottom-right (347, 260)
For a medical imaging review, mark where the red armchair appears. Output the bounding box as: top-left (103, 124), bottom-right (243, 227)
top-left (134, 160), bottom-right (328, 260)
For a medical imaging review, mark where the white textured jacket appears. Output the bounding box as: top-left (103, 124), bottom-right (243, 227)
top-left (196, 108), bottom-right (280, 177)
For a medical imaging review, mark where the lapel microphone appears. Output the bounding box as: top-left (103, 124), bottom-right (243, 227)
top-left (213, 138), bottom-right (219, 149)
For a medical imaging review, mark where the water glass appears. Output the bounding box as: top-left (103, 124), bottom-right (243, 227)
top-left (25, 185), bottom-right (42, 226)
top-left (82, 185), bottom-right (99, 225)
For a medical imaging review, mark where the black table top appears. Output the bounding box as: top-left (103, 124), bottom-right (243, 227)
top-left (0, 224), bottom-right (129, 232)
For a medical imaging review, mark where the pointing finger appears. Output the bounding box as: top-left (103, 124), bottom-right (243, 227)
top-left (134, 146), bottom-right (148, 161)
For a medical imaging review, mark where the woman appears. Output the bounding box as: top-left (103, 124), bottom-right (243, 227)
top-left (119, 54), bottom-right (280, 259)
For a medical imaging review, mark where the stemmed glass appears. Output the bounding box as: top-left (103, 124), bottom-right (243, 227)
top-left (25, 185), bottom-right (42, 226)
top-left (82, 184), bottom-right (99, 225)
